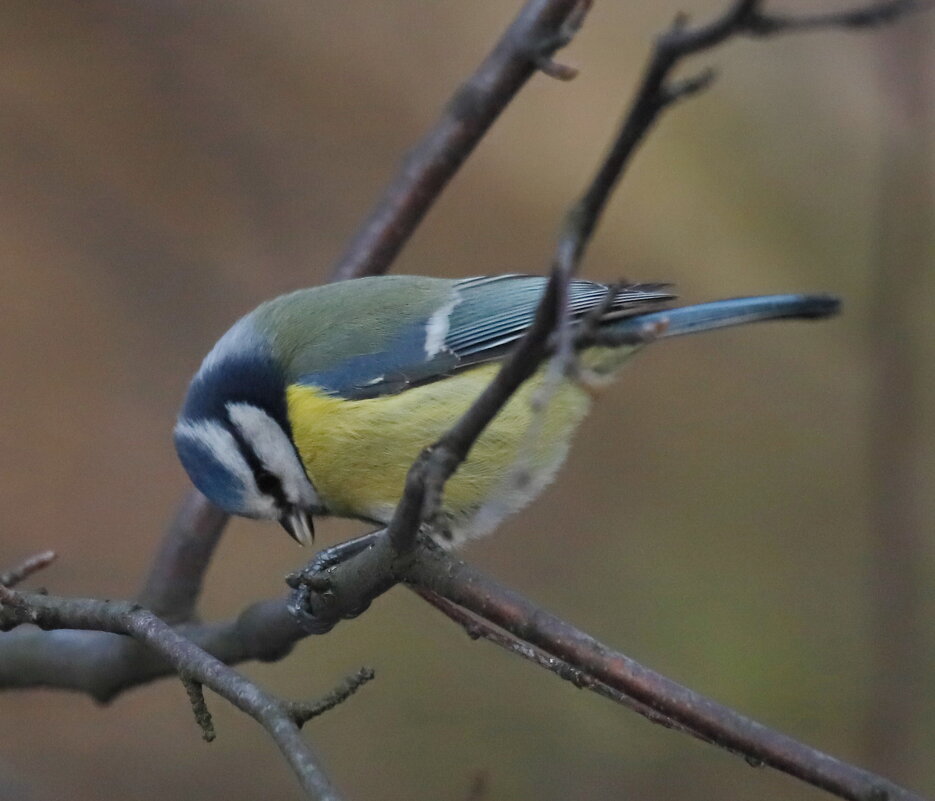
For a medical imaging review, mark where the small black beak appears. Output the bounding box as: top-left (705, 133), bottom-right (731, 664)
top-left (279, 508), bottom-right (315, 546)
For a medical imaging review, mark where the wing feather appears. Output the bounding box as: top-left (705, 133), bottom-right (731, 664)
top-left (296, 274), bottom-right (674, 399)
top-left (446, 276), bottom-right (673, 358)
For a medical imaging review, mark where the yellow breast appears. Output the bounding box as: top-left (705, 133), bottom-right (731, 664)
top-left (286, 364), bottom-right (593, 542)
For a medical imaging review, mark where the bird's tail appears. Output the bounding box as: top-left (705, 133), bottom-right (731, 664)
top-left (610, 293), bottom-right (840, 340)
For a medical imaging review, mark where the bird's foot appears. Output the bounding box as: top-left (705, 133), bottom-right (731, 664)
top-left (286, 531), bottom-right (387, 634)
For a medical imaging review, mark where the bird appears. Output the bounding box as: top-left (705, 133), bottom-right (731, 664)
top-left (174, 274), bottom-right (839, 547)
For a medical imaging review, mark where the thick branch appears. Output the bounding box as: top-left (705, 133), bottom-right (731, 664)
top-left (138, 490), bottom-right (228, 622)
top-left (0, 595), bottom-right (301, 700)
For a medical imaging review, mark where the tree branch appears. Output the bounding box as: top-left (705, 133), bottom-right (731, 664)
top-left (287, 667), bottom-right (376, 729)
top-left (3, 535), bottom-right (928, 801)
top-left (0, 551), bottom-right (56, 589)
top-left (0, 593), bottom-right (303, 700)
top-left (411, 586), bottom-right (711, 745)
top-left (330, 0), bottom-right (591, 281)
top-left (182, 675), bottom-right (216, 742)
top-left (0, 587), bottom-right (346, 801)
top-left (403, 546), bottom-right (927, 801)
top-left (744, 0), bottom-right (934, 36)
top-left (138, 490), bottom-right (228, 622)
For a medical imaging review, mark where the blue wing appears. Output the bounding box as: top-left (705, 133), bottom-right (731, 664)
top-left (297, 275), bottom-right (674, 399)
top-left (446, 275), bottom-right (673, 359)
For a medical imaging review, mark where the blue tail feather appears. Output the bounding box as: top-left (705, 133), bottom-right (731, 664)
top-left (610, 294), bottom-right (840, 339)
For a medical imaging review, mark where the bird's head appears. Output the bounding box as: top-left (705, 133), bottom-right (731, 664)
top-left (174, 317), bottom-right (318, 545)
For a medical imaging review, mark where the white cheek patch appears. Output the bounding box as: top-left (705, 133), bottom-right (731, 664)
top-left (424, 294), bottom-right (460, 358)
top-left (226, 402), bottom-right (318, 508)
top-left (174, 418), bottom-right (278, 518)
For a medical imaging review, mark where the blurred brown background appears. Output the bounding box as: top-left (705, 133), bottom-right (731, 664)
top-left (1, 2), bottom-right (933, 800)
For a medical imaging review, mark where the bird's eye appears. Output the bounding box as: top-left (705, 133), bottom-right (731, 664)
top-left (255, 468), bottom-right (281, 496)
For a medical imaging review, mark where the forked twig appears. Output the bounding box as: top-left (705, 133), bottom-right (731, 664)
top-left (0, 587), bottom-right (344, 801)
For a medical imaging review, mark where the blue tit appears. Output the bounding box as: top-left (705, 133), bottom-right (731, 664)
top-left (174, 275), bottom-right (838, 546)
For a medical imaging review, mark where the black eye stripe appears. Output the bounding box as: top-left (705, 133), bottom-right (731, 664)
top-left (255, 468), bottom-right (283, 497)
top-left (226, 421), bottom-right (288, 507)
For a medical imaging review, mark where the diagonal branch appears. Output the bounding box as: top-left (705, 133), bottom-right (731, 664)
top-left (411, 586), bottom-right (712, 745)
top-left (744, 0), bottom-right (935, 36)
top-left (287, 667), bottom-right (376, 729)
top-left (403, 545), bottom-right (927, 801)
top-left (0, 551), bottom-right (57, 589)
top-left (554, 0), bottom-right (928, 271)
top-left (330, 0), bottom-right (592, 281)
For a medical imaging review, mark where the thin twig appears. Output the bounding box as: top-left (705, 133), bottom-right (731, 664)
top-left (744, 0), bottom-right (934, 36)
top-left (182, 676), bottom-right (216, 742)
top-left (412, 587), bottom-right (710, 743)
top-left (386, 276), bottom-right (563, 553)
top-left (404, 545), bottom-right (926, 801)
top-left (288, 667), bottom-right (376, 729)
top-left (0, 551), bottom-right (56, 588)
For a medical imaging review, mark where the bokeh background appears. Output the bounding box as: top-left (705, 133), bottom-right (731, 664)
top-left (1, 2), bottom-right (933, 800)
